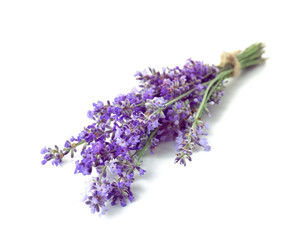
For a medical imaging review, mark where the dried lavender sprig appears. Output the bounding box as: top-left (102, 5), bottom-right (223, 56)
top-left (41, 43), bottom-right (265, 215)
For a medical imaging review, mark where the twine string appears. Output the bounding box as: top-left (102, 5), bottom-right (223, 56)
top-left (219, 50), bottom-right (241, 77)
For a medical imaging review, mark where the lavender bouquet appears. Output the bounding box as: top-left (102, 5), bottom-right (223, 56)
top-left (41, 43), bottom-right (266, 215)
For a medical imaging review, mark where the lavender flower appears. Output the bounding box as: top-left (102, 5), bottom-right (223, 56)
top-left (41, 43), bottom-right (266, 215)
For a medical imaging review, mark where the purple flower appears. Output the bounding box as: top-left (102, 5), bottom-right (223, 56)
top-left (115, 126), bottom-right (123, 139)
top-left (74, 160), bottom-right (92, 175)
top-left (152, 97), bottom-right (166, 107)
top-left (120, 198), bottom-right (126, 207)
top-left (108, 162), bottom-right (118, 174)
top-left (44, 154), bottom-right (53, 161)
top-left (78, 131), bottom-right (86, 141)
top-left (52, 155), bottom-right (62, 166)
top-left (126, 173), bottom-right (134, 180)
top-left (41, 159), bottom-right (47, 165)
top-left (70, 136), bottom-right (76, 142)
top-left (128, 195), bottom-right (134, 202)
top-left (116, 137), bottom-right (128, 148)
top-left (124, 128), bottom-right (131, 136)
top-left (133, 71), bottom-right (141, 77)
top-left (92, 141), bottom-right (103, 154)
top-left (96, 184), bottom-right (109, 195)
top-left (91, 196), bottom-right (99, 205)
top-left (198, 138), bottom-right (211, 151)
top-left (87, 110), bottom-right (94, 119)
top-left (93, 101), bottom-right (104, 110)
top-left (143, 88), bottom-right (155, 100)
top-left (196, 84), bottom-right (205, 91)
top-left (64, 141), bottom-right (71, 148)
top-left (138, 167), bottom-right (146, 176)
top-left (128, 135), bottom-right (140, 146)
top-left (40, 147), bottom-right (48, 154)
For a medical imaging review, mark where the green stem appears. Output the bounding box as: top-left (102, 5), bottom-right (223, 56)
top-left (99, 165), bottom-right (107, 181)
top-left (192, 42), bottom-right (266, 129)
top-left (137, 128), bottom-right (159, 161)
top-left (62, 139), bottom-right (86, 155)
top-left (203, 70), bottom-right (232, 106)
top-left (132, 102), bottom-right (145, 108)
top-left (237, 43), bottom-right (264, 61)
top-left (191, 69), bottom-right (232, 129)
top-left (165, 88), bottom-right (196, 107)
top-left (149, 87), bottom-right (196, 119)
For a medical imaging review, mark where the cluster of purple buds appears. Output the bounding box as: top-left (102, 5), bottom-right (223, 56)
top-left (41, 58), bottom-right (227, 216)
top-left (41, 42), bottom-right (266, 216)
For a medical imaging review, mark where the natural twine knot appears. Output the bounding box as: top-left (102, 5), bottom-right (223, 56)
top-left (219, 50), bottom-right (241, 77)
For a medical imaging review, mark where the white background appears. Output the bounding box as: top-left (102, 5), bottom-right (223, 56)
top-left (1, 0), bottom-right (301, 239)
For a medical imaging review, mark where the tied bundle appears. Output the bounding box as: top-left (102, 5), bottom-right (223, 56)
top-left (41, 43), bottom-right (266, 216)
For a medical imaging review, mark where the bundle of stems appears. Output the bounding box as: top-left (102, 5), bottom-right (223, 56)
top-left (41, 43), bottom-right (266, 215)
